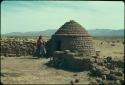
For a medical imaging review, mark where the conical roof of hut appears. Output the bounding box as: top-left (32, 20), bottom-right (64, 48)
top-left (55, 20), bottom-right (90, 36)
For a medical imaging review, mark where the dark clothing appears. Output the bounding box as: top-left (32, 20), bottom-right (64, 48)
top-left (33, 39), bottom-right (46, 58)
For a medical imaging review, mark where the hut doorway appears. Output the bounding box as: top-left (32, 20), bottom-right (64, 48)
top-left (55, 40), bottom-right (61, 51)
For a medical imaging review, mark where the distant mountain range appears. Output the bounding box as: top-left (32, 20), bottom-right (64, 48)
top-left (2, 29), bottom-right (124, 37)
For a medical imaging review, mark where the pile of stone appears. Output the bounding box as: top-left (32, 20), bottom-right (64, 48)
top-left (0, 40), bottom-right (36, 57)
top-left (48, 50), bottom-right (124, 84)
top-left (49, 50), bottom-right (95, 71)
top-left (89, 56), bottom-right (124, 85)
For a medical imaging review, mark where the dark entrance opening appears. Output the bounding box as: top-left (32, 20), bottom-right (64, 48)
top-left (55, 40), bottom-right (61, 51)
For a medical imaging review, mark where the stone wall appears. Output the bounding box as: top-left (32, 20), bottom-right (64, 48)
top-left (47, 35), bottom-right (96, 57)
top-left (49, 50), bottom-right (93, 70)
top-left (0, 40), bottom-right (36, 57)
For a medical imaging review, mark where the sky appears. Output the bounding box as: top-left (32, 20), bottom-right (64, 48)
top-left (1, 1), bottom-right (124, 34)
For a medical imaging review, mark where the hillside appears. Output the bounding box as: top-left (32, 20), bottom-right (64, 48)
top-left (3, 29), bottom-right (124, 37)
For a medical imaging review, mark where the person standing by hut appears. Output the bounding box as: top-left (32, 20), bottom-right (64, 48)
top-left (33, 35), bottom-right (46, 58)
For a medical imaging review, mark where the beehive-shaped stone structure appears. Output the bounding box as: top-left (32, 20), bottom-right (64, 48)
top-left (46, 20), bottom-right (96, 57)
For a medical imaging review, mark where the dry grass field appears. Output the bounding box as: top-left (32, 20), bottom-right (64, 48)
top-left (1, 37), bottom-right (124, 84)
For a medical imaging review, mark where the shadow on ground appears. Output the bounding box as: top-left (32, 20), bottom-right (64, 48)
top-left (15, 57), bottom-right (40, 59)
top-left (1, 72), bottom-right (23, 77)
top-left (44, 61), bottom-right (85, 72)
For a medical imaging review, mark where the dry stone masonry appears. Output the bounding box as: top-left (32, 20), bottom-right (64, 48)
top-left (46, 20), bottom-right (124, 84)
top-left (46, 20), bottom-right (96, 57)
top-left (0, 40), bottom-right (36, 57)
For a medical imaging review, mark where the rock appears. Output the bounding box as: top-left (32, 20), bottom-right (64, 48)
top-left (73, 74), bottom-right (78, 77)
top-left (107, 74), bottom-right (115, 80)
top-left (70, 80), bottom-right (74, 85)
top-left (102, 75), bottom-right (106, 80)
top-left (115, 80), bottom-right (121, 85)
top-left (90, 66), bottom-right (110, 76)
top-left (106, 81), bottom-right (116, 85)
top-left (106, 63), bottom-right (115, 69)
top-left (115, 71), bottom-right (123, 76)
top-left (106, 57), bottom-right (112, 62)
top-left (74, 79), bottom-right (79, 83)
top-left (101, 80), bottom-right (110, 85)
top-left (110, 69), bottom-right (123, 76)
top-left (111, 59), bottom-right (124, 68)
top-left (103, 58), bottom-right (107, 63)
top-left (96, 77), bottom-right (102, 84)
top-left (64, 50), bottom-right (70, 53)
top-left (89, 80), bottom-right (98, 85)
top-left (1, 56), bottom-right (5, 60)
top-left (106, 74), bottom-right (121, 80)
top-left (111, 44), bottom-right (115, 46)
top-left (120, 79), bottom-right (124, 84)
top-left (96, 51), bottom-right (101, 56)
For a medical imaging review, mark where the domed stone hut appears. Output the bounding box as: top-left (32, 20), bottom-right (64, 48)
top-left (46, 20), bottom-right (96, 57)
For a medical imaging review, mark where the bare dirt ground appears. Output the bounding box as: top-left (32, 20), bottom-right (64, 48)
top-left (94, 38), bottom-right (124, 59)
top-left (1, 38), bottom-right (124, 84)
